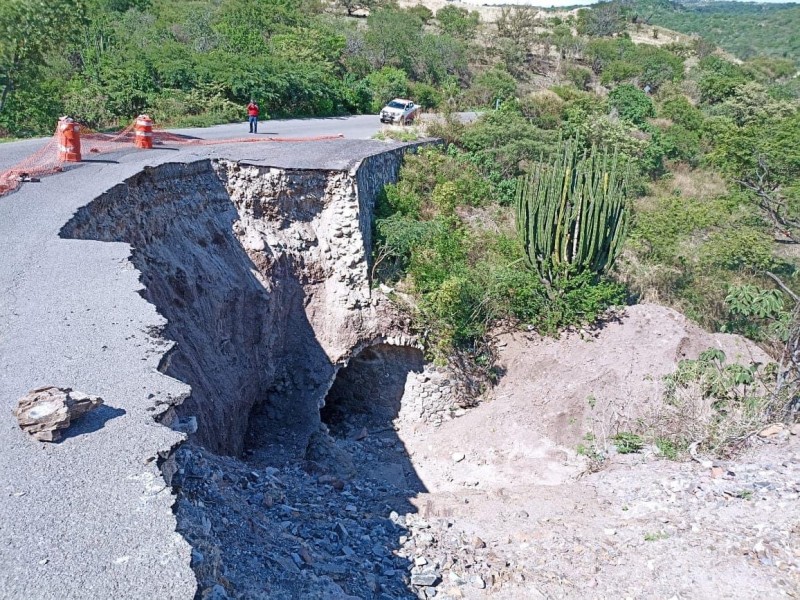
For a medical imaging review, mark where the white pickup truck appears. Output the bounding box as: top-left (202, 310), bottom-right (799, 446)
top-left (379, 98), bottom-right (420, 125)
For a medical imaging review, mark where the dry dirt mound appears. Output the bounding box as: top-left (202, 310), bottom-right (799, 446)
top-left (488, 303), bottom-right (770, 452)
top-left (175, 303), bottom-right (797, 599)
top-left (391, 303), bottom-right (795, 599)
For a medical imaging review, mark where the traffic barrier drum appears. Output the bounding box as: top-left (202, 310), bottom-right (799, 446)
top-left (57, 117), bottom-right (81, 162)
top-left (134, 114), bottom-right (153, 149)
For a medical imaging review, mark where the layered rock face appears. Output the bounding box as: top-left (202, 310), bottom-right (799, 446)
top-left (60, 151), bottom-right (418, 457)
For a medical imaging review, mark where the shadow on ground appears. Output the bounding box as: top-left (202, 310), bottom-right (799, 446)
top-left (60, 404), bottom-right (126, 442)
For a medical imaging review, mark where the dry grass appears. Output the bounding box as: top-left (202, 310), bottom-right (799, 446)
top-left (657, 164), bottom-right (728, 202)
top-left (644, 372), bottom-right (778, 459)
top-left (627, 24), bottom-right (690, 47)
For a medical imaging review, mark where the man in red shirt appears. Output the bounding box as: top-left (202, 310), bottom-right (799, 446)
top-left (247, 99), bottom-right (259, 134)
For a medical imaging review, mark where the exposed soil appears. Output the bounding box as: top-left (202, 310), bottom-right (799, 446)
top-left (173, 304), bottom-right (798, 599)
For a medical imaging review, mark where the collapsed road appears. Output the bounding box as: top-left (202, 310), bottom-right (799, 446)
top-left (0, 116), bottom-right (432, 599)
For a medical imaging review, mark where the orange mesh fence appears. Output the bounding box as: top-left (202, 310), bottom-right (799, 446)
top-left (0, 133), bottom-right (62, 196)
top-left (0, 119), bottom-right (345, 197)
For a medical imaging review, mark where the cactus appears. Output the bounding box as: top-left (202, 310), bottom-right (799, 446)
top-left (515, 139), bottom-right (630, 282)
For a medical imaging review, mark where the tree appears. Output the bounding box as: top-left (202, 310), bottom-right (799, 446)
top-left (577, 2), bottom-right (627, 37)
top-left (467, 68), bottom-right (517, 108)
top-left (608, 83), bottom-right (654, 124)
top-left (0, 0), bottom-right (85, 116)
top-left (364, 8), bottom-right (423, 72)
top-left (712, 112), bottom-right (800, 241)
top-left (365, 66), bottom-right (408, 113)
top-left (697, 56), bottom-right (748, 105)
top-left (436, 6), bottom-right (480, 40)
top-left (496, 6), bottom-right (538, 45)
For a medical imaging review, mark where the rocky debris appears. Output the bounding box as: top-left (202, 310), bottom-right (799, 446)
top-left (173, 436), bottom-right (420, 600)
top-left (398, 368), bottom-right (469, 428)
top-left (170, 369), bottom-right (800, 600)
top-left (13, 386), bottom-right (103, 442)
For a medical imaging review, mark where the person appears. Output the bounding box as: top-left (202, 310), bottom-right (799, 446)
top-left (247, 99), bottom-right (259, 134)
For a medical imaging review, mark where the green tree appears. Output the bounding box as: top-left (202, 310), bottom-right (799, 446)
top-left (0, 0), bottom-right (86, 116)
top-left (698, 56), bottom-right (748, 105)
top-left (365, 66), bottom-right (408, 112)
top-left (608, 84), bottom-right (654, 125)
top-left (577, 2), bottom-right (626, 37)
top-left (436, 6), bottom-right (480, 40)
top-left (467, 67), bottom-right (517, 107)
top-left (711, 112), bottom-right (800, 240)
top-left (364, 7), bottom-right (423, 72)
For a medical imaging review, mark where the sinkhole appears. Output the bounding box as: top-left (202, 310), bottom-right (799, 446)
top-left (57, 158), bottom-right (431, 599)
top-left (321, 344), bottom-right (425, 438)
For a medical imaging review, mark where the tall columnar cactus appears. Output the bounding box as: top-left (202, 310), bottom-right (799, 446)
top-left (515, 139), bottom-right (630, 282)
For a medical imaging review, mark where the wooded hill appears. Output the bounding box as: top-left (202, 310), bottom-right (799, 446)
top-left (634, 0), bottom-right (800, 65)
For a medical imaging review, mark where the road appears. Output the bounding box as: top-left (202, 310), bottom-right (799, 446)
top-left (0, 116), bottom-right (432, 600)
top-left (0, 115), bottom-right (399, 173)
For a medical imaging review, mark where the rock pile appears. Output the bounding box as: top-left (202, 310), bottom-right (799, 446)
top-left (172, 440), bottom-right (418, 600)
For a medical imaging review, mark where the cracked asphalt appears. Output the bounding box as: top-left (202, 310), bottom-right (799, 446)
top-left (0, 115), bottom-right (414, 599)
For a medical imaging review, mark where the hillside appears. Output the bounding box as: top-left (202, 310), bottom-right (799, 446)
top-left (633, 0), bottom-right (800, 64)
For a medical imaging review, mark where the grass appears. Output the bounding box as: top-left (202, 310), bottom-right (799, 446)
top-left (373, 126), bottom-right (425, 142)
top-left (612, 432), bottom-right (644, 454)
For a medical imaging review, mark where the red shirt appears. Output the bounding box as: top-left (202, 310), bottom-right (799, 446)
top-left (247, 103), bottom-right (259, 117)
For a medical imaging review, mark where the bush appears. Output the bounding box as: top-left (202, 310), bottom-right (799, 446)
top-left (565, 66), bottom-right (592, 91)
top-left (410, 82), bottom-right (441, 109)
top-left (659, 95), bottom-right (704, 130)
top-left (466, 68), bottom-right (517, 108)
top-left (436, 5), bottom-right (480, 40)
top-left (519, 90), bottom-right (565, 130)
top-left (698, 56), bottom-right (748, 105)
top-left (365, 67), bottom-right (410, 113)
top-left (608, 84), bottom-right (655, 125)
top-left (660, 124), bottom-right (701, 163)
top-left (374, 136), bottom-right (626, 359)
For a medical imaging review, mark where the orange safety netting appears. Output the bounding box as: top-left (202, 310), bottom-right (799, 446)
top-left (0, 119), bottom-right (344, 197)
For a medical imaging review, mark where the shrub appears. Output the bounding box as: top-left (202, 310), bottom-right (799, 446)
top-left (466, 68), bottom-right (517, 108)
top-left (519, 91), bottom-right (565, 130)
top-left (659, 125), bottom-right (701, 163)
top-left (659, 95), bottom-right (704, 130)
top-left (608, 84), bottom-right (655, 125)
top-left (565, 66), bottom-right (592, 91)
top-left (410, 82), bottom-right (441, 109)
top-left (365, 66), bottom-right (410, 113)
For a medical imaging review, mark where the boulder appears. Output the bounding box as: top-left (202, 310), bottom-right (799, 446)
top-left (13, 386), bottom-right (103, 442)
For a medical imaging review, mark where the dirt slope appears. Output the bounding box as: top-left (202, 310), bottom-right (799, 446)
top-left (389, 304), bottom-right (796, 599)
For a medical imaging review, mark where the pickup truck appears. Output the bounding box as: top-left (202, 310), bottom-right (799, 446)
top-left (379, 99), bottom-right (420, 125)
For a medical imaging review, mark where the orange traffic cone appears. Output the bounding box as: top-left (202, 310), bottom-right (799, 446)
top-left (57, 117), bottom-right (81, 162)
top-left (134, 114), bottom-right (153, 149)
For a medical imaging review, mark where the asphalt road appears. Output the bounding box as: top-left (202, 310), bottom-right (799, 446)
top-left (0, 115), bottom-right (407, 173)
top-left (0, 116), bottom-right (428, 599)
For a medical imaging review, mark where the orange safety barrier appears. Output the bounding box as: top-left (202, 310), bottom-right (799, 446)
top-left (134, 114), bottom-right (153, 149)
top-left (0, 117), bottom-right (346, 197)
top-left (57, 117), bottom-right (81, 162)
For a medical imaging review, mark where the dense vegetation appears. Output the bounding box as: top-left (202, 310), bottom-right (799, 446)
top-left (635, 0), bottom-right (800, 65)
top-left (0, 0), bottom-right (483, 136)
top-left (364, 3), bottom-right (800, 376)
